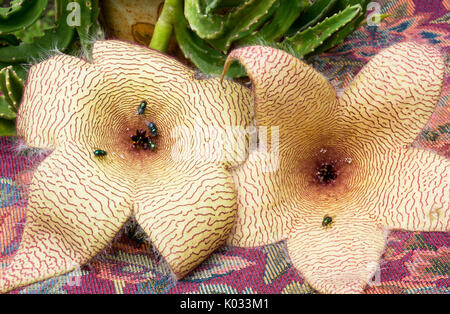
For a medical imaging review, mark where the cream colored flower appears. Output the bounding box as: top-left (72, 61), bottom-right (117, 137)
top-left (222, 42), bottom-right (449, 293)
top-left (1, 40), bottom-right (252, 292)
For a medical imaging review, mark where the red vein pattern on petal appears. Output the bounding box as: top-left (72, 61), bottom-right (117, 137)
top-left (228, 151), bottom-right (296, 247)
top-left (338, 42), bottom-right (445, 151)
top-left (134, 163), bottom-right (237, 279)
top-left (286, 211), bottom-right (387, 294)
top-left (224, 45), bottom-right (338, 146)
top-left (0, 144), bottom-right (133, 293)
top-left (16, 55), bottom-right (96, 150)
top-left (365, 147), bottom-right (449, 231)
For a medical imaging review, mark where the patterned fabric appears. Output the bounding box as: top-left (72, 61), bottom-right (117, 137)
top-left (0, 0), bottom-right (448, 293)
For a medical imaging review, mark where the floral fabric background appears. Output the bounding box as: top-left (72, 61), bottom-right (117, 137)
top-left (0, 0), bottom-right (449, 294)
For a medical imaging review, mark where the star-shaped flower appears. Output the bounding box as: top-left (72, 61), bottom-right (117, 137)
top-left (222, 42), bottom-right (449, 293)
top-left (0, 40), bottom-right (252, 293)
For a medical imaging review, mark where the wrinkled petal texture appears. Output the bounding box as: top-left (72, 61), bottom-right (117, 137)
top-left (338, 42), bottom-right (445, 151)
top-left (228, 151), bottom-right (295, 247)
top-left (16, 55), bottom-right (94, 150)
top-left (224, 46), bottom-right (339, 246)
top-left (18, 40), bottom-right (253, 170)
top-left (134, 163), bottom-right (236, 278)
top-left (225, 42), bottom-right (448, 294)
top-left (0, 144), bottom-right (133, 293)
top-left (366, 148), bottom-right (449, 231)
top-left (223, 45), bottom-right (337, 142)
top-left (337, 42), bottom-right (449, 231)
top-left (287, 211), bottom-right (387, 294)
top-left (88, 41), bottom-right (252, 277)
top-left (7, 40), bottom-right (253, 291)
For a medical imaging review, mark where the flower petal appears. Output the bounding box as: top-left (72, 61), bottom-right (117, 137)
top-left (91, 40), bottom-right (193, 96)
top-left (11, 40), bottom-right (254, 287)
top-left (223, 45), bottom-right (337, 150)
top-left (227, 131), bottom-right (375, 247)
top-left (286, 210), bottom-right (387, 294)
top-left (133, 163), bottom-right (237, 279)
top-left (87, 40), bottom-right (252, 167)
top-left (227, 150), bottom-right (298, 247)
top-left (222, 46), bottom-right (341, 247)
top-left (18, 40), bottom-right (253, 165)
top-left (0, 144), bottom-right (133, 293)
top-left (16, 55), bottom-right (95, 149)
top-left (338, 42), bottom-right (445, 151)
top-left (367, 147), bottom-right (449, 231)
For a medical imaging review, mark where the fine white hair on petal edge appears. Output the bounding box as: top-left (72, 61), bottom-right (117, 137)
top-left (21, 27), bottom-right (105, 71)
top-left (11, 137), bottom-right (52, 159)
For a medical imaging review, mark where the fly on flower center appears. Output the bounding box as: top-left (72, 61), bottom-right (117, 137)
top-left (127, 101), bottom-right (158, 151)
top-left (91, 99), bottom-right (162, 162)
top-left (130, 128), bottom-right (156, 150)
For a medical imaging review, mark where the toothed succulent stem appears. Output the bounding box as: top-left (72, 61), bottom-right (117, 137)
top-left (0, 0), bottom-right (48, 34)
top-left (282, 4), bottom-right (362, 57)
top-left (159, 0), bottom-right (380, 78)
top-left (0, 65), bottom-right (24, 135)
top-left (0, 0), bottom-right (101, 135)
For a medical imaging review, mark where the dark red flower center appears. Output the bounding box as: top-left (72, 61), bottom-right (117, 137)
top-left (130, 129), bottom-right (155, 150)
top-left (299, 145), bottom-right (359, 202)
top-left (316, 163), bottom-right (337, 184)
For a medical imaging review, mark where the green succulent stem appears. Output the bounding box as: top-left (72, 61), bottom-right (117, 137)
top-left (0, 0), bottom-right (76, 63)
top-left (0, 0), bottom-right (101, 136)
top-left (149, 0), bottom-right (179, 52)
top-left (282, 4), bottom-right (362, 57)
top-left (0, 0), bottom-right (48, 34)
top-left (172, 0), bottom-right (246, 77)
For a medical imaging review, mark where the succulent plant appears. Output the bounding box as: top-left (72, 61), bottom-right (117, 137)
top-left (0, 0), bottom-right (101, 136)
top-left (0, 66), bottom-right (24, 136)
top-left (0, 0), bottom-right (100, 64)
top-left (150, 0), bottom-right (383, 77)
top-left (0, 0), bottom-right (49, 34)
top-left (0, 0), bottom-right (383, 135)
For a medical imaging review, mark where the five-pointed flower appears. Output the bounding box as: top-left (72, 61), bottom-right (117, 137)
top-left (222, 42), bottom-right (449, 293)
top-left (0, 40), bottom-right (253, 292)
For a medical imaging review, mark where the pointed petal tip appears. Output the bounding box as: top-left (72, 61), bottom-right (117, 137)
top-left (339, 40), bottom-right (445, 150)
top-left (133, 164), bottom-right (237, 280)
top-left (286, 212), bottom-right (386, 294)
top-left (0, 145), bottom-right (134, 293)
top-left (375, 148), bottom-right (450, 232)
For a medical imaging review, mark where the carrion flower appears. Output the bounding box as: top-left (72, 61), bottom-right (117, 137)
top-left (0, 40), bottom-right (253, 292)
top-left (222, 42), bottom-right (449, 293)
